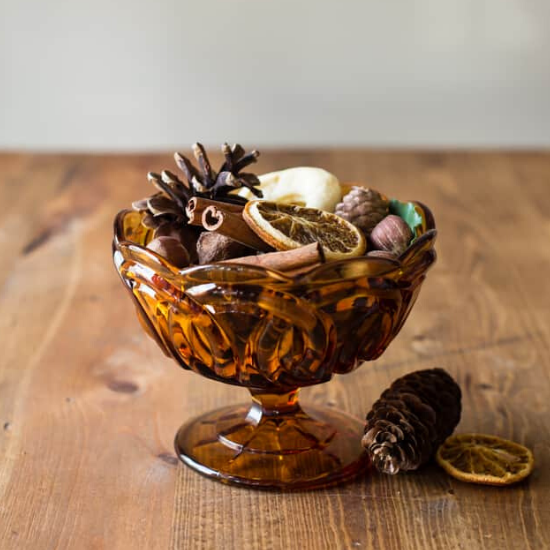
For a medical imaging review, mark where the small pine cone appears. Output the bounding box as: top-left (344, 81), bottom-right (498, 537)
top-left (335, 187), bottom-right (389, 236)
top-left (362, 368), bottom-right (461, 474)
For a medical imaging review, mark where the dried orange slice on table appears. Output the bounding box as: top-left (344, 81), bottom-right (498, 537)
top-left (436, 433), bottom-right (534, 486)
top-left (243, 201), bottom-right (366, 260)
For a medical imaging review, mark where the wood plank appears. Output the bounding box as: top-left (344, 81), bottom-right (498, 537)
top-left (0, 151), bottom-right (548, 550)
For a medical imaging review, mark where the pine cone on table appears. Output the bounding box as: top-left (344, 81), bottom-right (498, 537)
top-left (335, 187), bottom-right (389, 236)
top-left (362, 368), bottom-right (462, 474)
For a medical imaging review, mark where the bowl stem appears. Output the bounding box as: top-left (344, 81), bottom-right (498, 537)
top-left (246, 388), bottom-right (301, 423)
top-left (175, 386), bottom-right (369, 489)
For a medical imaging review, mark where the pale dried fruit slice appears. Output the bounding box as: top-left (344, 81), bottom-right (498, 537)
top-left (237, 167), bottom-right (342, 212)
top-left (242, 201), bottom-right (366, 260)
top-left (436, 433), bottom-right (534, 486)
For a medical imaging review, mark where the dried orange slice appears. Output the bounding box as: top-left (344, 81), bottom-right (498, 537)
top-left (243, 200), bottom-right (366, 260)
top-left (436, 433), bottom-right (534, 486)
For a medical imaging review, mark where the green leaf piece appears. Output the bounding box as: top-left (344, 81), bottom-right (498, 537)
top-left (389, 199), bottom-right (423, 238)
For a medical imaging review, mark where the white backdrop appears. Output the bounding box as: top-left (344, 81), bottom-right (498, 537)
top-left (1, 0), bottom-right (550, 150)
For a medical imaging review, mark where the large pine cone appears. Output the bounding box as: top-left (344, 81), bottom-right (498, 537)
top-left (335, 187), bottom-right (389, 236)
top-left (132, 143), bottom-right (262, 230)
top-left (362, 368), bottom-right (461, 474)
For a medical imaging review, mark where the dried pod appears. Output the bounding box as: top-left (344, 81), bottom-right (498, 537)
top-left (370, 215), bottom-right (413, 256)
top-left (197, 232), bottom-right (254, 264)
top-left (147, 236), bottom-right (191, 268)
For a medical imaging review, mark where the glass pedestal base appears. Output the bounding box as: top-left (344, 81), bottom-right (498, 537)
top-left (174, 389), bottom-right (369, 490)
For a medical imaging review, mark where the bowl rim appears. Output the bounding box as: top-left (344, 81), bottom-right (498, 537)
top-left (113, 200), bottom-right (436, 283)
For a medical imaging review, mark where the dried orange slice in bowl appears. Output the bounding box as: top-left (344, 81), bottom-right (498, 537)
top-left (243, 200), bottom-right (366, 260)
top-left (436, 433), bottom-right (534, 486)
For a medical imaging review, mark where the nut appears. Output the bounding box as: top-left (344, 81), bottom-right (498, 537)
top-left (154, 223), bottom-right (200, 263)
top-left (370, 215), bottom-right (413, 256)
top-left (147, 236), bottom-right (191, 268)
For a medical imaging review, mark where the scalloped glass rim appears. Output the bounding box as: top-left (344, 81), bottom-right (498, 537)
top-left (113, 200), bottom-right (436, 285)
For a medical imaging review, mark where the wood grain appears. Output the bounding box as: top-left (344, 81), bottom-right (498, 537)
top-left (0, 151), bottom-right (548, 550)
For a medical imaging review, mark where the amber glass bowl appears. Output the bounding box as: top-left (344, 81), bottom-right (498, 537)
top-left (113, 203), bottom-right (436, 489)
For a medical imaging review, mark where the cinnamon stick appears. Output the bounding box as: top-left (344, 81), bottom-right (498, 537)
top-left (221, 242), bottom-right (324, 272)
top-left (202, 206), bottom-right (272, 252)
top-left (185, 197), bottom-right (243, 221)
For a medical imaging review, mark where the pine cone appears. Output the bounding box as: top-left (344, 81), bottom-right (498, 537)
top-left (132, 143), bottom-right (263, 230)
top-left (335, 187), bottom-right (389, 236)
top-left (362, 368), bottom-right (461, 474)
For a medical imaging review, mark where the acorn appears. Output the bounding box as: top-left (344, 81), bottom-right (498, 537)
top-left (146, 236), bottom-right (191, 268)
top-left (370, 215), bottom-right (413, 256)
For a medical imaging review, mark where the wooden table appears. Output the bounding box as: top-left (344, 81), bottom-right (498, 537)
top-left (0, 151), bottom-right (549, 549)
